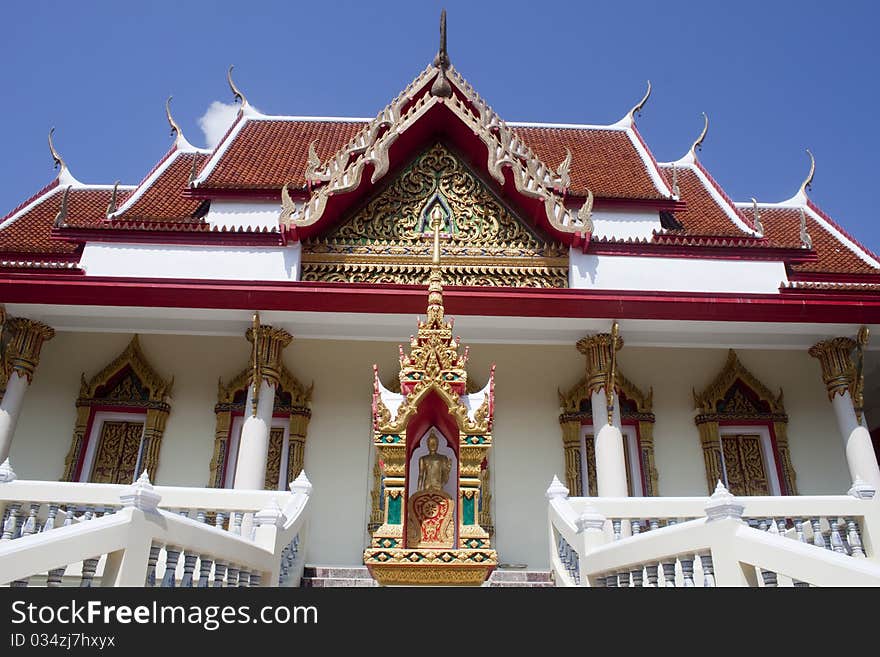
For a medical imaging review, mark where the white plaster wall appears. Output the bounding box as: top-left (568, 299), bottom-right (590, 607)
top-left (591, 208), bottom-right (659, 241)
top-left (569, 249), bottom-right (787, 294)
top-left (204, 201), bottom-right (280, 231)
top-left (80, 243), bottom-right (301, 282)
top-left (8, 333), bottom-right (851, 571)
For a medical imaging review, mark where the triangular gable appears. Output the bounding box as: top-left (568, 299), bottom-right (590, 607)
top-left (301, 143), bottom-right (568, 287)
top-left (281, 64), bottom-right (594, 247)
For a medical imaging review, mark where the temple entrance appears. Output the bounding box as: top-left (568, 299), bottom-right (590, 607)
top-left (720, 434), bottom-right (771, 496)
top-left (90, 419), bottom-right (144, 484)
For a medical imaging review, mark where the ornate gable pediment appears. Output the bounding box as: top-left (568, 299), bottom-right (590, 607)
top-left (693, 349), bottom-right (786, 421)
top-left (78, 335), bottom-right (172, 406)
top-left (302, 143), bottom-right (568, 287)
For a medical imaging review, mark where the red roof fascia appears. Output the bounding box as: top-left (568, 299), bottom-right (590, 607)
top-left (51, 225), bottom-right (285, 247)
top-left (786, 269), bottom-right (880, 284)
top-left (2, 274), bottom-right (880, 323)
top-left (586, 240), bottom-right (818, 263)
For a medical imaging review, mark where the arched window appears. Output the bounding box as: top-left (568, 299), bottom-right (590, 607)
top-left (208, 366), bottom-right (312, 490)
top-left (559, 370), bottom-right (657, 497)
top-left (693, 350), bottom-right (797, 495)
top-left (61, 336), bottom-right (172, 484)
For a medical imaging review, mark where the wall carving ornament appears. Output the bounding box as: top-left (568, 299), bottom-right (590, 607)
top-left (558, 368), bottom-right (658, 497)
top-left (208, 364), bottom-right (312, 489)
top-left (692, 349), bottom-right (797, 495)
top-left (61, 335), bottom-right (172, 483)
top-left (301, 143), bottom-right (568, 287)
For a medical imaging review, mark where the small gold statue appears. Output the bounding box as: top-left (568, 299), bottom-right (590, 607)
top-left (407, 431), bottom-right (455, 548)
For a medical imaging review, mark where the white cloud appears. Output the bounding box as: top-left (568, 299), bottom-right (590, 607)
top-left (197, 101), bottom-right (241, 149)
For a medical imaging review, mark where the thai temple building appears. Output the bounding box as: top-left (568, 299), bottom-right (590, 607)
top-left (1, 13), bottom-right (879, 587)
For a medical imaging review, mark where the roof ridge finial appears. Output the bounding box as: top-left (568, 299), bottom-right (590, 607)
top-left (165, 96), bottom-right (183, 139)
top-left (48, 127), bottom-right (67, 174)
top-left (227, 65), bottom-right (249, 109)
top-left (53, 185), bottom-right (72, 228)
top-left (799, 208), bottom-right (812, 249)
top-left (799, 148), bottom-right (815, 198)
top-left (627, 80), bottom-right (652, 125)
top-left (430, 10), bottom-right (452, 98)
top-left (749, 197), bottom-right (764, 235)
top-left (106, 180), bottom-right (120, 217)
top-left (689, 112), bottom-right (709, 160)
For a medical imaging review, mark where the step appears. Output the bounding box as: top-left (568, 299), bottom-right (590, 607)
top-left (486, 570), bottom-right (553, 584)
top-left (302, 577), bottom-right (378, 587)
top-left (302, 566), bottom-right (373, 579)
top-left (485, 581), bottom-right (555, 587)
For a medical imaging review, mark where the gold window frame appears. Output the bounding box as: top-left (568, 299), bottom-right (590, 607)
top-left (61, 335), bottom-right (173, 482)
top-left (693, 350), bottom-right (797, 495)
top-left (558, 369), bottom-right (657, 496)
top-left (208, 365), bottom-right (312, 489)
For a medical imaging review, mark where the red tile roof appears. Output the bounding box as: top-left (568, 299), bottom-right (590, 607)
top-left (116, 151), bottom-right (209, 222)
top-left (0, 185), bottom-right (129, 257)
top-left (659, 164), bottom-right (754, 238)
top-left (512, 126), bottom-right (665, 199)
top-left (759, 207), bottom-right (879, 275)
top-left (199, 120), bottom-right (364, 189)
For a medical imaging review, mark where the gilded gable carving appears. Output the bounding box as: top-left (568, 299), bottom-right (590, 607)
top-left (301, 143), bottom-right (568, 287)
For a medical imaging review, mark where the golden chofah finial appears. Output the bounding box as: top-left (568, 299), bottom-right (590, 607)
top-left (227, 65), bottom-right (248, 108)
top-left (689, 112), bottom-right (709, 159)
top-left (800, 148), bottom-right (816, 196)
top-left (48, 127), bottom-right (66, 172)
top-left (165, 96), bottom-right (182, 138)
top-left (627, 80), bottom-right (652, 124)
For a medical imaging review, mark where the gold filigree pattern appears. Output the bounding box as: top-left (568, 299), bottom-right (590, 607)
top-left (61, 336), bottom-right (172, 483)
top-left (302, 143), bottom-right (568, 287)
top-left (693, 350), bottom-right (796, 495)
top-left (721, 434), bottom-right (770, 497)
top-left (90, 420), bottom-right (144, 485)
top-left (3, 318), bottom-right (55, 383)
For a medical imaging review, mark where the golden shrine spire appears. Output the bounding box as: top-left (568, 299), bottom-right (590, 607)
top-left (425, 202), bottom-right (447, 329)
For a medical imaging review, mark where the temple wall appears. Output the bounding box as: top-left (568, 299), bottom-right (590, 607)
top-left (7, 332), bottom-right (851, 570)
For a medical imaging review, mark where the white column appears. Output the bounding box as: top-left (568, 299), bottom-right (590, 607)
top-left (0, 372), bottom-right (29, 464)
top-left (832, 392), bottom-right (880, 489)
top-left (233, 379), bottom-right (276, 490)
top-left (590, 389), bottom-right (628, 497)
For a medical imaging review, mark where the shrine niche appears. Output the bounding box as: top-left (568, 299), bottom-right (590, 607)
top-left (300, 142), bottom-right (568, 288)
top-left (208, 364), bottom-right (312, 489)
top-left (364, 210), bottom-right (497, 586)
top-left (61, 336), bottom-right (172, 483)
top-left (558, 369), bottom-right (658, 497)
top-left (693, 350), bottom-right (797, 495)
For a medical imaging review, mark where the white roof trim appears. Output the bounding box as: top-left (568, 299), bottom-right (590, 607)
top-left (110, 149), bottom-right (190, 218)
top-left (507, 120), bottom-right (627, 131)
top-left (190, 114), bottom-right (250, 187)
top-left (660, 161), bottom-right (759, 237)
top-left (734, 200), bottom-right (880, 269)
top-left (1, 183), bottom-right (134, 231)
top-left (625, 128), bottom-right (673, 198)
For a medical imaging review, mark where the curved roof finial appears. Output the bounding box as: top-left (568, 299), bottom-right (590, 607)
top-left (430, 10), bottom-right (452, 98)
top-left (627, 80), bottom-right (652, 124)
top-left (800, 148), bottom-right (815, 197)
top-left (48, 127), bottom-right (66, 173)
top-left (227, 65), bottom-right (248, 108)
top-left (165, 96), bottom-right (182, 138)
top-left (689, 112), bottom-right (709, 160)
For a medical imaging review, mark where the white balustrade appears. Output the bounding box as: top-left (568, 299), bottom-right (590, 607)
top-left (547, 476), bottom-right (880, 587)
top-left (0, 461), bottom-right (312, 588)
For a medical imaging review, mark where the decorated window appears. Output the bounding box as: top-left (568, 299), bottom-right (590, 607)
top-left (62, 336), bottom-right (172, 484)
top-left (693, 350), bottom-right (797, 496)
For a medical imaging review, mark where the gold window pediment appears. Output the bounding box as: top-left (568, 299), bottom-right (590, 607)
top-left (301, 142), bottom-right (568, 288)
top-left (62, 335), bottom-right (172, 483)
top-left (693, 350), bottom-right (796, 495)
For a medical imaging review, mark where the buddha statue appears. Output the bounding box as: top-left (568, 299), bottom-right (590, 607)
top-left (407, 431), bottom-right (455, 548)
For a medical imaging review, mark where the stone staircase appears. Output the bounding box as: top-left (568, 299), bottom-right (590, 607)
top-left (301, 566), bottom-right (379, 587)
top-left (301, 565), bottom-right (554, 587)
top-left (482, 569), bottom-right (555, 587)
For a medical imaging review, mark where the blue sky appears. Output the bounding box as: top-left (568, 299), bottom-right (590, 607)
top-left (2, 1), bottom-right (878, 252)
